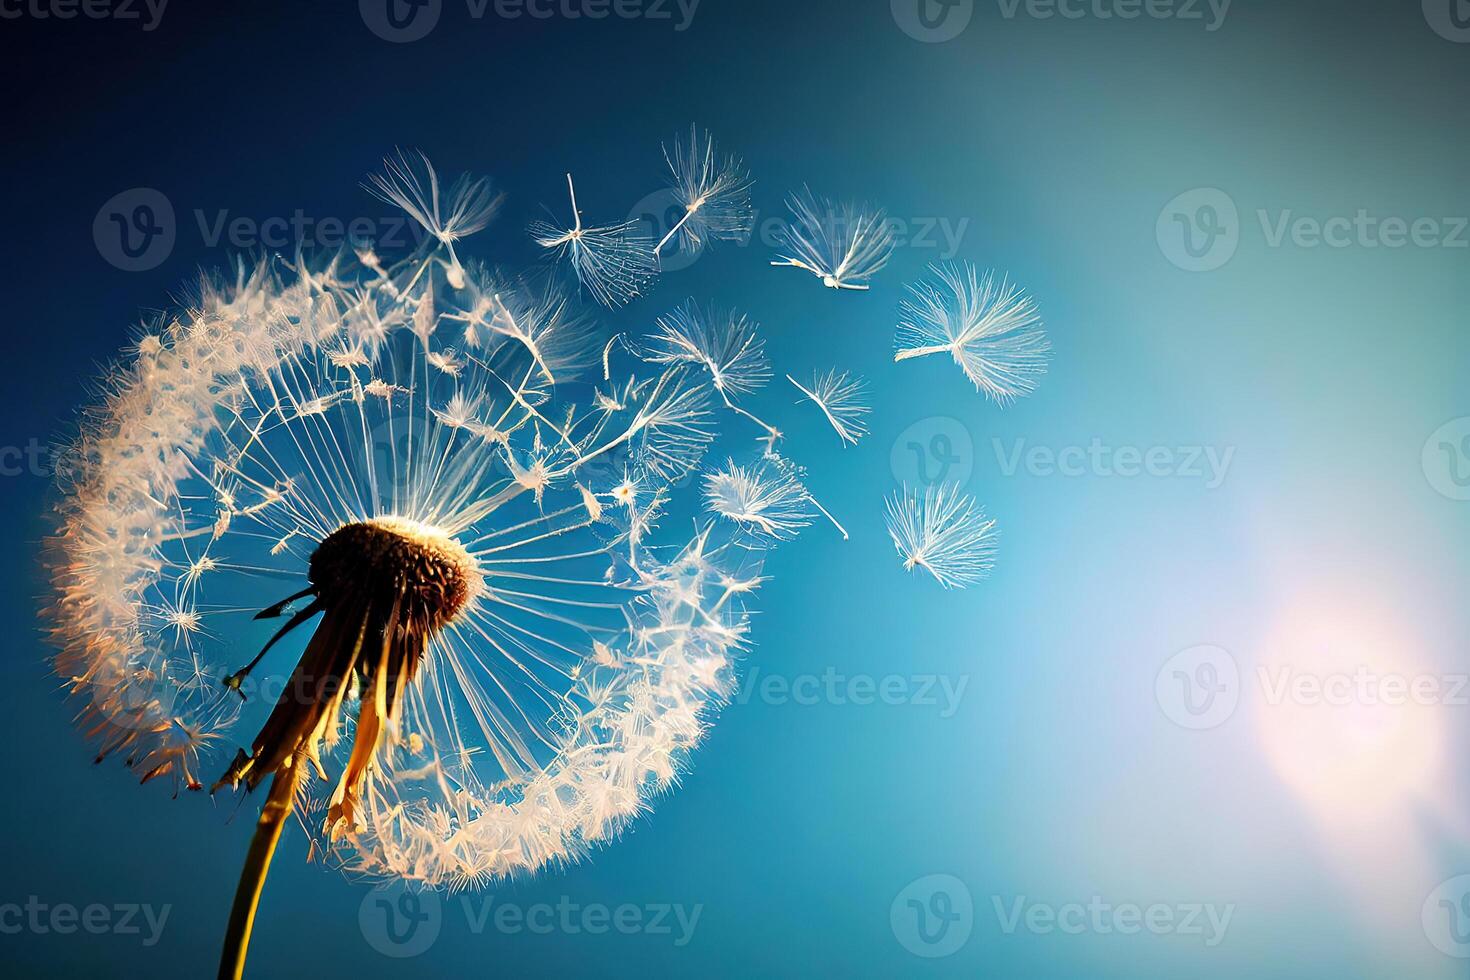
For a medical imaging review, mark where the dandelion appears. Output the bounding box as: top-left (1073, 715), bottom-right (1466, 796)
top-left (644, 301), bottom-right (771, 397)
top-left (787, 369), bottom-right (870, 446)
top-left (884, 484), bottom-right (998, 589)
top-left (654, 125), bottom-right (755, 260)
top-left (530, 173), bottom-right (657, 309)
top-left (704, 458), bottom-right (814, 542)
top-left (46, 155), bottom-right (798, 979)
top-left (364, 148), bottom-right (503, 288)
top-left (770, 187), bottom-right (895, 291)
top-left (894, 262), bottom-right (1050, 404)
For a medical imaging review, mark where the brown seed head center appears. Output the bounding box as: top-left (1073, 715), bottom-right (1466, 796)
top-left (309, 517), bottom-right (481, 634)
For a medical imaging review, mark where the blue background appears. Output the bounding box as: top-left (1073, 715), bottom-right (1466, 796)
top-left (1, 0), bottom-right (1468, 976)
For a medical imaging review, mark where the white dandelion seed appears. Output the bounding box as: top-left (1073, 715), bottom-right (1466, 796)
top-left (787, 369), bottom-right (871, 447)
top-left (770, 186), bottom-right (895, 291)
top-left (365, 148), bottom-right (504, 287)
top-left (426, 348), bottom-right (463, 376)
top-left (46, 156), bottom-right (821, 977)
top-left (894, 262), bottom-right (1050, 404)
top-left (884, 484), bottom-right (998, 590)
top-left (634, 301), bottom-right (793, 464)
top-left (530, 173), bottom-right (657, 309)
top-left (703, 458), bottom-right (815, 542)
top-left (654, 125), bottom-right (755, 259)
top-left (643, 302), bottom-right (772, 397)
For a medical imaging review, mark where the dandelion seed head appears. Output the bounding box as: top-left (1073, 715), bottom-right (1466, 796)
top-left (46, 154), bottom-right (790, 888)
top-left (704, 458), bottom-right (815, 543)
top-left (658, 126), bottom-right (754, 256)
top-left (788, 369), bottom-right (871, 446)
top-left (771, 187), bottom-right (895, 291)
top-left (884, 484), bottom-right (998, 590)
top-left (531, 175), bottom-right (657, 309)
top-left (894, 262), bottom-right (1050, 404)
top-left (644, 302), bottom-right (771, 397)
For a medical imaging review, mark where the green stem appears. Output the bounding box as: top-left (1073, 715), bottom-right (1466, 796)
top-left (217, 760), bottom-right (302, 980)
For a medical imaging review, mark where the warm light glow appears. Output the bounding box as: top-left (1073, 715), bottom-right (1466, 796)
top-left (1254, 595), bottom-right (1445, 817)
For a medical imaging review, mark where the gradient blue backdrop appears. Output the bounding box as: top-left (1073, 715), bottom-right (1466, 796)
top-left (1, 1), bottom-right (1467, 976)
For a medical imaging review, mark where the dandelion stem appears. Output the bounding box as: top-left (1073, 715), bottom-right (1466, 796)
top-left (217, 756), bottom-right (303, 980)
top-left (654, 204), bottom-right (698, 258)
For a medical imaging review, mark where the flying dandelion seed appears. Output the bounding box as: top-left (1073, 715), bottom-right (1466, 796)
top-left (884, 484), bottom-right (998, 590)
top-left (770, 186), bottom-right (895, 291)
top-left (622, 303), bottom-right (849, 540)
top-left (530, 173), bottom-right (657, 309)
top-left (46, 150), bottom-right (819, 979)
top-left (787, 369), bottom-right (871, 447)
top-left (364, 148), bottom-right (503, 289)
top-left (654, 125), bottom-right (755, 261)
top-left (644, 301), bottom-right (772, 398)
top-left (704, 458), bottom-right (815, 543)
top-left (894, 262), bottom-right (1050, 404)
